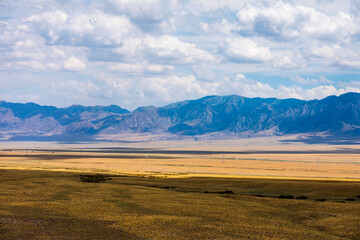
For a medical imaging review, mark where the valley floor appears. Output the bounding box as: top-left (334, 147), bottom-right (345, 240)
top-left (0, 138), bottom-right (359, 239)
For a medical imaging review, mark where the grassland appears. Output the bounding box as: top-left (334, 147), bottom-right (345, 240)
top-left (1, 169), bottom-right (360, 239)
top-left (0, 139), bottom-right (360, 239)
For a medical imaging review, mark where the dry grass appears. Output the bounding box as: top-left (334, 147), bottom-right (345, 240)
top-left (0, 139), bottom-right (360, 239)
top-left (0, 150), bottom-right (359, 179)
top-left (0, 168), bottom-right (360, 239)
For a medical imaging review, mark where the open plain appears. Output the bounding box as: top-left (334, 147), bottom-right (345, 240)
top-left (0, 137), bottom-right (360, 239)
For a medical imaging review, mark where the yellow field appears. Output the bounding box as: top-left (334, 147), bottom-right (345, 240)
top-left (0, 139), bottom-right (359, 239)
top-left (1, 139), bottom-right (359, 179)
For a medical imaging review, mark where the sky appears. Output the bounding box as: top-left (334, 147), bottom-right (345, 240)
top-left (1, 0), bottom-right (360, 110)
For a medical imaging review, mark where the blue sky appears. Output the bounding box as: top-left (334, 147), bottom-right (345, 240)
top-left (1, 0), bottom-right (360, 110)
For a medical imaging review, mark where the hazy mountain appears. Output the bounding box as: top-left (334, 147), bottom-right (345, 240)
top-left (1, 92), bottom-right (360, 141)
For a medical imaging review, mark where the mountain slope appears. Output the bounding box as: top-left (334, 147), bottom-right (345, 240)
top-left (1, 92), bottom-right (360, 140)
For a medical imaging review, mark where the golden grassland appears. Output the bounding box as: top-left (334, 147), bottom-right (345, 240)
top-left (0, 169), bottom-right (360, 240)
top-left (0, 148), bottom-right (359, 179)
top-left (0, 138), bottom-right (360, 239)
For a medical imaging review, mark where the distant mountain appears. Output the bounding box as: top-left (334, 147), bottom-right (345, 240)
top-left (1, 92), bottom-right (360, 141)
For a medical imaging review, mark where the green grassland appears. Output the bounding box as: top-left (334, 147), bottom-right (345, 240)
top-left (0, 169), bottom-right (360, 239)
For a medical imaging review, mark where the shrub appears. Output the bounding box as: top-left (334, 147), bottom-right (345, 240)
top-left (316, 198), bottom-right (326, 202)
top-left (255, 194), bottom-right (266, 198)
top-left (219, 190), bottom-right (234, 194)
top-left (345, 198), bottom-right (355, 201)
top-left (295, 196), bottom-right (309, 200)
top-left (279, 195), bottom-right (294, 199)
top-left (79, 174), bottom-right (112, 183)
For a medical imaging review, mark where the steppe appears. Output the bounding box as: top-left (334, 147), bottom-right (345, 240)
top-left (0, 136), bottom-right (359, 239)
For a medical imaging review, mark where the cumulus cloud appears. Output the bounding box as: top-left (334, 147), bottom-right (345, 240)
top-left (104, 0), bottom-right (179, 33)
top-left (96, 74), bottom-right (212, 108)
top-left (107, 62), bottom-right (173, 74)
top-left (200, 19), bottom-right (239, 35)
top-left (273, 51), bottom-right (306, 69)
top-left (311, 44), bottom-right (342, 58)
top-left (48, 80), bottom-right (101, 106)
top-left (236, 2), bottom-right (358, 42)
top-left (93, 73), bottom-right (360, 109)
top-left (220, 38), bottom-right (272, 63)
top-left (215, 74), bottom-right (359, 101)
top-left (308, 44), bottom-right (360, 69)
top-left (24, 10), bottom-right (139, 46)
top-left (1, 0), bottom-right (360, 108)
top-left (64, 56), bottom-right (86, 71)
top-left (336, 60), bottom-right (360, 68)
top-left (114, 35), bottom-right (215, 64)
top-left (193, 63), bottom-right (216, 81)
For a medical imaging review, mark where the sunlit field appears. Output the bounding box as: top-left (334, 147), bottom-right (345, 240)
top-left (0, 139), bottom-right (360, 239)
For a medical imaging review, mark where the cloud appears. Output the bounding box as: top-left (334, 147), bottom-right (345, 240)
top-left (311, 44), bottom-right (342, 58)
top-left (273, 52), bottom-right (306, 69)
top-left (94, 73), bottom-right (359, 109)
top-left (96, 74), bottom-right (212, 108)
top-left (215, 74), bottom-right (358, 101)
top-left (220, 37), bottom-right (272, 63)
top-left (193, 63), bottom-right (216, 81)
top-left (236, 2), bottom-right (358, 42)
top-left (1, 0), bottom-right (360, 109)
top-left (114, 35), bottom-right (215, 64)
top-left (336, 60), bottom-right (360, 68)
top-left (47, 79), bottom-right (101, 106)
top-left (200, 19), bottom-right (239, 35)
top-left (291, 75), bottom-right (333, 85)
top-left (107, 62), bottom-right (173, 74)
top-left (103, 0), bottom-right (179, 33)
top-left (63, 56), bottom-right (86, 71)
top-left (0, 60), bottom-right (46, 70)
top-left (24, 10), bottom-right (139, 46)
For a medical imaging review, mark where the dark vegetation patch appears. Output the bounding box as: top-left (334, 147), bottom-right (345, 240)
top-left (279, 195), bottom-right (294, 199)
top-left (203, 190), bottom-right (234, 194)
top-left (316, 199), bottom-right (326, 202)
top-left (79, 174), bottom-right (112, 183)
top-left (345, 198), bottom-right (355, 201)
top-left (295, 196), bottom-right (309, 200)
top-left (254, 194), bottom-right (266, 197)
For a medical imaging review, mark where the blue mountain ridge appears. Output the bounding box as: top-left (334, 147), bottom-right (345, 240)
top-left (0, 92), bottom-right (359, 141)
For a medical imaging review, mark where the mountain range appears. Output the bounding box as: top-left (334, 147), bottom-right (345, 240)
top-left (1, 92), bottom-right (360, 142)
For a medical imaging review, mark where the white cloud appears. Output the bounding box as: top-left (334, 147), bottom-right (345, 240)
top-left (273, 53), bottom-right (305, 69)
top-left (97, 74), bottom-right (212, 108)
top-left (236, 2), bottom-right (358, 42)
top-left (200, 19), bottom-right (239, 35)
top-left (215, 74), bottom-right (275, 97)
top-left (107, 62), bottom-right (173, 74)
top-left (105, 0), bottom-right (178, 22)
top-left (193, 63), bottom-right (216, 81)
top-left (311, 44), bottom-right (342, 58)
top-left (308, 43), bottom-right (360, 69)
top-left (48, 80), bottom-right (101, 106)
top-left (115, 35), bottom-right (215, 64)
top-left (63, 56), bottom-right (86, 71)
top-left (215, 74), bottom-right (358, 101)
top-left (337, 60), bottom-right (360, 68)
top-left (104, 0), bottom-right (179, 33)
top-left (24, 10), bottom-right (139, 46)
top-left (0, 60), bottom-right (46, 70)
top-left (220, 38), bottom-right (272, 63)
top-left (291, 75), bottom-right (333, 85)
top-left (1, 0), bottom-right (360, 109)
